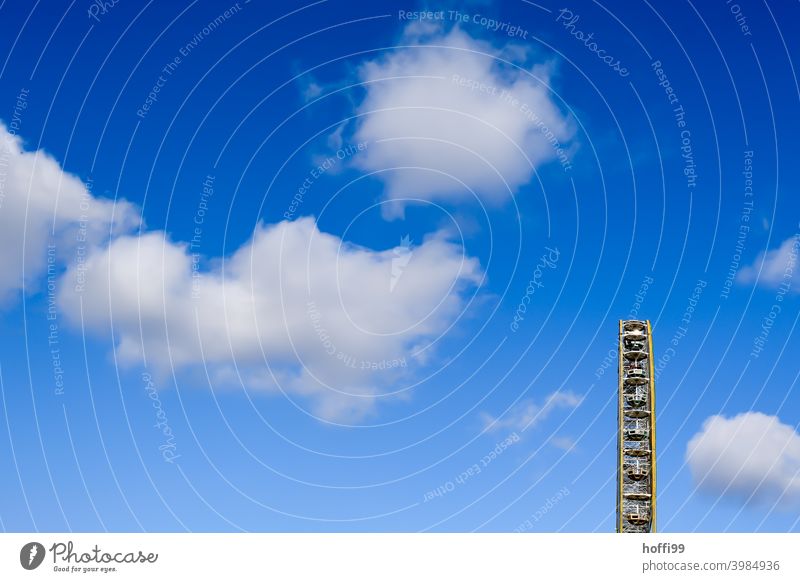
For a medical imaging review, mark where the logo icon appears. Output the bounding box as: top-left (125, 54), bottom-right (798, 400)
top-left (390, 235), bottom-right (413, 292)
top-left (20, 542), bottom-right (46, 570)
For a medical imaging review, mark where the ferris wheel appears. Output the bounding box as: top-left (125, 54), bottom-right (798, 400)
top-left (617, 320), bottom-right (657, 533)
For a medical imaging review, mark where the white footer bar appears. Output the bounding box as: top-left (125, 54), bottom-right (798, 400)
top-left (1, 533), bottom-right (797, 580)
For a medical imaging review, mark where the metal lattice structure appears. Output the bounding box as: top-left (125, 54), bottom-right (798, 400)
top-left (617, 320), bottom-right (656, 533)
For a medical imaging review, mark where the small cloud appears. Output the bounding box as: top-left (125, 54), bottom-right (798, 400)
top-left (301, 80), bottom-right (323, 102)
top-left (686, 412), bottom-right (800, 509)
top-left (482, 390), bottom-right (583, 433)
top-left (327, 123), bottom-right (346, 150)
top-left (550, 435), bottom-right (577, 452)
top-left (737, 235), bottom-right (800, 291)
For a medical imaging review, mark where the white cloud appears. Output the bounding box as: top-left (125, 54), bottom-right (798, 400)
top-left (737, 235), bottom-right (800, 291)
top-left (58, 217), bottom-right (482, 421)
top-left (0, 124), bottom-right (138, 302)
top-left (550, 435), bottom-right (577, 452)
top-left (482, 390), bottom-right (583, 433)
top-left (352, 24), bottom-right (574, 217)
top-left (686, 412), bottom-right (800, 509)
top-left (302, 81), bottom-right (323, 102)
top-left (0, 124), bottom-right (484, 422)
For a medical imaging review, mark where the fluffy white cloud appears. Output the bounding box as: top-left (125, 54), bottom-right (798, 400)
top-left (1, 124), bottom-right (484, 422)
top-left (481, 390), bottom-right (583, 433)
top-left (549, 435), bottom-right (577, 452)
top-left (352, 24), bottom-right (574, 217)
top-left (58, 218), bottom-right (482, 421)
top-left (0, 124), bottom-right (138, 301)
top-left (686, 412), bottom-right (800, 508)
top-left (737, 235), bottom-right (800, 291)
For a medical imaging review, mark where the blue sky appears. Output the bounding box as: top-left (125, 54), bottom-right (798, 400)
top-left (0, 0), bottom-right (799, 532)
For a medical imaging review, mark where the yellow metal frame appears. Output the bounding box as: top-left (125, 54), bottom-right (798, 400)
top-left (616, 321), bottom-right (624, 533)
top-left (647, 320), bottom-right (657, 532)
